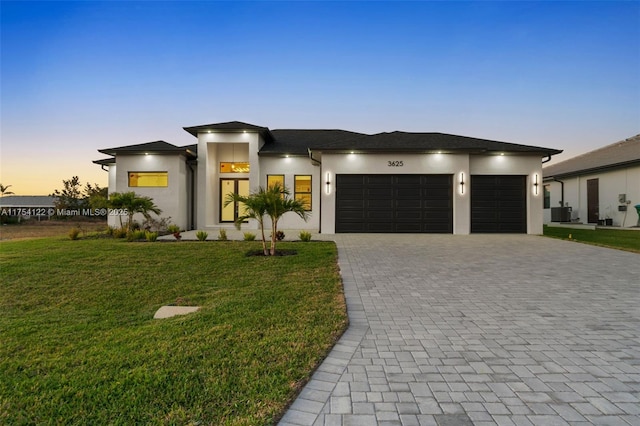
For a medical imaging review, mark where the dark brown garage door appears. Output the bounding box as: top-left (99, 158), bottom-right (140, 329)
top-left (471, 175), bottom-right (526, 233)
top-left (335, 174), bottom-right (453, 233)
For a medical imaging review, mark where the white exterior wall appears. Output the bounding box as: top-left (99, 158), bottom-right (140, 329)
top-left (470, 155), bottom-right (544, 234)
top-left (544, 165), bottom-right (640, 227)
top-left (195, 131), bottom-right (264, 230)
top-left (106, 165), bottom-right (118, 228)
top-left (259, 156), bottom-right (321, 230)
top-left (111, 154), bottom-right (189, 229)
top-left (320, 152), bottom-right (471, 234)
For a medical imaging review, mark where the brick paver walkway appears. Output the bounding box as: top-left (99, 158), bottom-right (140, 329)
top-left (279, 234), bottom-right (640, 426)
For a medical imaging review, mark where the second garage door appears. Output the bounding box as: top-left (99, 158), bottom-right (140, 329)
top-left (471, 175), bottom-right (527, 233)
top-left (336, 174), bottom-right (453, 233)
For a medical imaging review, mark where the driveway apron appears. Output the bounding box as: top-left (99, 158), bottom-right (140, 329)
top-left (279, 234), bottom-right (640, 426)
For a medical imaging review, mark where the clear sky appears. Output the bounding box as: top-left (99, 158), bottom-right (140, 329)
top-left (1, 1), bottom-right (639, 195)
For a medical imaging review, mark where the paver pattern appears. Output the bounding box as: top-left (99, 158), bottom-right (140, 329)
top-left (279, 234), bottom-right (640, 426)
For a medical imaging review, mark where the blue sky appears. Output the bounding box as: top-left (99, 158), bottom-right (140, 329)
top-left (2, 1), bottom-right (639, 194)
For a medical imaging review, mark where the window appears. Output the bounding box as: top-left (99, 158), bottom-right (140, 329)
top-left (294, 175), bottom-right (312, 211)
top-left (544, 185), bottom-right (550, 209)
top-left (220, 162), bottom-right (250, 173)
top-left (267, 174), bottom-right (285, 189)
top-left (128, 172), bottom-right (168, 187)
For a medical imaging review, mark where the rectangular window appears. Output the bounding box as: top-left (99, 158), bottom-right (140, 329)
top-left (128, 172), bottom-right (168, 187)
top-left (267, 174), bottom-right (285, 189)
top-left (294, 175), bottom-right (312, 211)
top-left (544, 185), bottom-right (550, 209)
top-left (220, 162), bottom-right (250, 173)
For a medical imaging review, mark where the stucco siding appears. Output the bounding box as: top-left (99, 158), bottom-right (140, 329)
top-left (111, 154), bottom-right (189, 230)
top-left (545, 165), bottom-right (640, 227)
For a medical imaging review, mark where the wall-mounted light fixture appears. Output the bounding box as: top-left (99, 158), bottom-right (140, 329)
top-left (533, 173), bottom-right (539, 195)
top-left (325, 172), bottom-right (331, 195)
top-left (459, 172), bottom-right (465, 195)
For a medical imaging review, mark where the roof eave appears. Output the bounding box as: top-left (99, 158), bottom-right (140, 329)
top-left (544, 159), bottom-right (640, 180)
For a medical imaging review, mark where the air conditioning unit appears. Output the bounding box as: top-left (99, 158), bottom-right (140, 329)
top-left (551, 207), bottom-right (572, 222)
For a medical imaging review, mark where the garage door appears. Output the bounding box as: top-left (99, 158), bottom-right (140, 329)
top-left (336, 174), bottom-right (453, 233)
top-left (471, 175), bottom-right (526, 233)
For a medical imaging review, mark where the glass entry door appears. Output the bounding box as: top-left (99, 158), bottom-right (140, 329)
top-left (220, 179), bottom-right (249, 222)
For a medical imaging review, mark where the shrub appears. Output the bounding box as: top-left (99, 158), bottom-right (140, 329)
top-left (243, 232), bottom-right (256, 241)
top-left (106, 226), bottom-right (115, 236)
top-left (145, 231), bottom-right (158, 242)
top-left (68, 228), bottom-right (81, 240)
top-left (196, 230), bottom-right (208, 241)
top-left (299, 231), bottom-right (312, 242)
top-left (218, 229), bottom-right (227, 241)
top-left (142, 216), bottom-right (172, 233)
top-left (167, 224), bottom-right (180, 234)
top-left (112, 227), bottom-right (127, 239)
top-left (126, 230), bottom-right (146, 242)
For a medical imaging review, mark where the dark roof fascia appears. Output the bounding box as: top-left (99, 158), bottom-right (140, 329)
top-left (258, 152), bottom-right (309, 157)
top-left (93, 158), bottom-right (116, 166)
top-left (183, 121), bottom-right (275, 142)
top-left (98, 146), bottom-right (196, 159)
top-left (543, 158), bottom-right (640, 181)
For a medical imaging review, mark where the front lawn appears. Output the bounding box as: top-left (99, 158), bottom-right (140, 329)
top-left (543, 225), bottom-right (640, 253)
top-left (0, 238), bottom-right (347, 425)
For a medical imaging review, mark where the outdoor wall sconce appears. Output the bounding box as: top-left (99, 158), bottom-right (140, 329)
top-left (325, 172), bottom-right (331, 195)
top-left (459, 172), bottom-right (465, 195)
top-left (533, 173), bottom-right (539, 195)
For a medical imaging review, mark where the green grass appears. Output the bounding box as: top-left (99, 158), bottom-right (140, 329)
top-left (543, 225), bottom-right (640, 253)
top-left (0, 238), bottom-right (347, 425)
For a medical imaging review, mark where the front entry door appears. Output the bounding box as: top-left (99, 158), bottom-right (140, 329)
top-left (220, 179), bottom-right (249, 222)
top-left (587, 178), bottom-right (599, 224)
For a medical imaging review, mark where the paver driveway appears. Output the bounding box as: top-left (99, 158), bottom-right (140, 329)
top-left (279, 234), bottom-right (640, 426)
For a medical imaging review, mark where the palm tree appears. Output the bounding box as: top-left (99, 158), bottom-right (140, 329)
top-left (225, 186), bottom-right (269, 255)
top-left (0, 184), bottom-right (14, 197)
top-left (109, 191), bottom-right (162, 231)
top-left (225, 183), bottom-right (310, 256)
top-left (264, 183), bottom-right (309, 255)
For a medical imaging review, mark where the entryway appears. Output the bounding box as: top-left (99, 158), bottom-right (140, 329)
top-left (220, 179), bottom-right (249, 222)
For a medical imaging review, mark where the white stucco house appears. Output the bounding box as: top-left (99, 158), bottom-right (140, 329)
top-left (542, 134), bottom-right (640, 228)
top-left (94, 121), bottom-right (563, 234)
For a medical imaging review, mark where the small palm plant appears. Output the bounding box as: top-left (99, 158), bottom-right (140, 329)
top-left (224, 183), bottom-right (309, 256)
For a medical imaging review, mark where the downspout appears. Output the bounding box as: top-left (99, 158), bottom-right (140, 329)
top-left (187, 161), bottom-right (196, 230)
top-left (100, 165), bottom-right (108, 172)
top-left (307, 148), bottom-right (321, 166)
top-left (541, 155), bottom-right (552, 164)
top-left (553, 178), bottom-right (565, 207)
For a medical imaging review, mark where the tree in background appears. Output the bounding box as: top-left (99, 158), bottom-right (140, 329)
top-left (51, 176), bottom-right (84, 211)
top-left (50, 176), bottom-right (108, 213)
top-left (0, 184), bottom-right (15, 197)
top-left (85, 183), bottom-right (108, 209)
top-left (108, 191), bottom-right (162, 231)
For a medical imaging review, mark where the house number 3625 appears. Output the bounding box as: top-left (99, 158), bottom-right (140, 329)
top-left (388, 161), bottom-right (404, 167)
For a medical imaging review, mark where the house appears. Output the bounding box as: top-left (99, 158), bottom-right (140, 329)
top-left (94, 121), bottom-right (562, 234)
top-left (543, 134), bottom-right (640, 227)
top-left (0, 195), bottom-right (56, 219)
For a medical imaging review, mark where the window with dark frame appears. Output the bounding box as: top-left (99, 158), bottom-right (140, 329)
top-left (128, 172), bottom-right (168, 187)
top-left (267, 174), bottom-right (284, 189)
top-left (294, 175), bottom-right (312, 211)
top-left (544, 185), bottom-right (550, 209)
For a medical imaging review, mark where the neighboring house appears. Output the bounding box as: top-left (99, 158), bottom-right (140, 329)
top-left (0, 195), bottom-right (56, 219)
top-left (543, 134), bottom-right (640, 227)
top-left (95, 121), bottom-right (562, 234)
